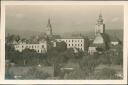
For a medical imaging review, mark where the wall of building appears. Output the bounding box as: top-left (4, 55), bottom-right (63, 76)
top-left (56, 38), bottom-right (85, 51)
top-left (14, 41), bottom-right (47, 53)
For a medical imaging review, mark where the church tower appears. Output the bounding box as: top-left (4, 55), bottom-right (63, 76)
top-left (95, 13), bottom-right (105, 36)
top-left (46, 18), bottom-right (53, 37)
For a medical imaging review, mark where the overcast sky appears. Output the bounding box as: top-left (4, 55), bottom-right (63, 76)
top-left (6, 5), bottom-right (123, 34)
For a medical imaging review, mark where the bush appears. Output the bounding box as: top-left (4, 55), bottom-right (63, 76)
top-left (93, 67), bottom-right (118, 79)
top-left (23, 67), bottom-right (50, 79)
top-left (64, 69), bottom-right (87, 79)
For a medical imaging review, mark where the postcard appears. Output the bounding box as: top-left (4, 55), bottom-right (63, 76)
top-left (0, 1), bottom-right (128, 84)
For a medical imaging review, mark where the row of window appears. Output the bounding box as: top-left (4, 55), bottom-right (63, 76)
top-left (15, 45), bottom-right (44, 49)
top-left (68, 44), bottom-right (83, 47)
top-left (58, 39), bottom-right (83, 43)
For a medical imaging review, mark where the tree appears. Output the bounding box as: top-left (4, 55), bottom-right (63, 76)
top-left (56, 41), bottom-right (67, 52)
top-left (6, 34), bottom-right (21, 44)
top-left (110, 45), bottom-right (123, 65)
top-left (23, 67), bottom-right (50, 79)
top-left (99, 45), bottom-right (123, 66)
top-left (64, 69), bottom-right (87, 79)
top-left (21, 49), bottom-right (48, 66)
top-left (83, 36), bottom-right (90, 51)
top-left (15, 35), bottom-right (20, 42)
top-left (101, 33), bottom-right (110, 50)
top-left (98, 52), bottom-right (112, 65)
top-left (6, 43), bottom-right (48, 66)
top-left (37, 33), bottom-right (48, 41)
top-left (79, 55), bottom-right (100, 75)
top-left (93, 67), bottom-right (118, 79)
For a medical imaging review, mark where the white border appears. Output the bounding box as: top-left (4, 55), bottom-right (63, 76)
top-left (0, 1), bottom-right (128, 84)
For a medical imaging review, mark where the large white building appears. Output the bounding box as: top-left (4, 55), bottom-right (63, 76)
top-left (14, 41), bottom-right (47, 53)
top-left (56, 38), bottom-right (85, 51)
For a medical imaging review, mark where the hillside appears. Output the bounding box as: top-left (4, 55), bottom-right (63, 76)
top-left (6, 29), bottom-right (123, 41)
top-left (5, 29), bottom-right (45, 39)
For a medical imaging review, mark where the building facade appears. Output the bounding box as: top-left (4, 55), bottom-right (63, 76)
top-left (14, 41), bottom-right (47, 53)
top-left (56, 38), bottom-right (85, 51)
top-left (88, 47), bottom-right (97, 55)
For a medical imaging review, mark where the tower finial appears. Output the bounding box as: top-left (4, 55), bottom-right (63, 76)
top-left (99, 10), bottom-right (102, 18)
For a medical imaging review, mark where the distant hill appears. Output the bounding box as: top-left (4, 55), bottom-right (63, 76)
top-left (6, 29), bottom-right (123, 41)
top-left (60, 29), bottom-right (123, 41)
top-left (105, 29), bottom-right (123, 41)
top-left (6, 29), bottom-right (45, 39)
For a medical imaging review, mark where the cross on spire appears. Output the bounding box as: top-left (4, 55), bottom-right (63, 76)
top-left (97, 11), bottom-right (103, 25)
top-left (47, 18), bottom-right (52, 28)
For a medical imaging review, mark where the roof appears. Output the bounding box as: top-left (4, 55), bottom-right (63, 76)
top-left (57, 36), bottom-right (84, 39)
top-left (93, 33), bottom-right (104, 44)
top-left (88, 47), bottom-right (96, 51)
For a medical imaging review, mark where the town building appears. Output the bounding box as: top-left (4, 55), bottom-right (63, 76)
top-left (88, 13), bottom-right (107, 55)
top-left (14, 40), bottom-right (47, 53)
top-left (111, 41), bottom-right (119, 46)
top-left (110, 36), bottom-right (120, 46)
top-left (56, 37), bottom-right (85, 51)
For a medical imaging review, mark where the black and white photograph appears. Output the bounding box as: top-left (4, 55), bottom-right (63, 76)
top-left (0, 84), bottom-right (128, 85)
top-left (4, 4), bottom-right (125, 80)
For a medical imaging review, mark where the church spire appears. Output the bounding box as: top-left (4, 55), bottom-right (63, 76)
top-left (46, 18), bottom-right (52, 36)
top-left (97, 12), bottom-right (104, 25)
top-left (47, 18), bottom-right (52, 28)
